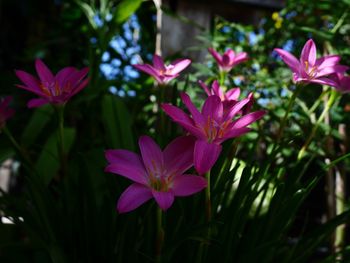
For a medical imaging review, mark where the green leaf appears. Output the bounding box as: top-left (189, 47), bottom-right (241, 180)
top-left (114, 0), bottom-right (143, 24)
top-left (299, 26), bottom-right (333, 40)
top-left (35, 128), bottom-right (76, 185)
top-left (21, 105), bottom-right (54, 147)
top-left (101, 94), bottom-right (134, 150)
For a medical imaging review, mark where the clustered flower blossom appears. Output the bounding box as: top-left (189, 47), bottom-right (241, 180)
top-left (15, 59), bottom-right (89, 108)
top-left (274, 39), bottom-right (348, 88)
top-left (105, 136), bottom-right (207, 213)
top-left (133, 54), bottom-right (191, 85)
top-left (208, 48), bottom-right (248, 72)
top-left (162, 92), bottom-right (265, 175)
top-left (0, 96), bottom-right (15, 130)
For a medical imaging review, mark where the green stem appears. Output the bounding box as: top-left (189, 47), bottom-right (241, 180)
top-left (298, 89), bottom-right (338, 160)
top-left (156, 207), bottom-right (164, 263)
top-left (276, 84), bottom-right (303, 144)
top-left (205, 170), bottom-right (211, 222)
top-left (219, 70), bottom-right (226, 87)
top-left (55, 105), bottom-right (67, 178)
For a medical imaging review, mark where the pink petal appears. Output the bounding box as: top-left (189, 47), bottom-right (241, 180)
top-left (274, 48), bottom-right (300, 73)
top-left (152, 190), bottom-right (175, 211)
top-left (68, 67), bottom-right (89, 86)
top-left (27, 98), bottom-right (49, 108)
top-left (161, 104), bottom-right (205, 139)
top-left (317, 65), bottom-right (349, 78)
top-left (198, 80), bottom-right (211, 96)
top-left (163, 136), bottom-right (195, 174)
top-left (152, 55), bottom-right (166, 71)
top-left (234, 52), bottom-right (248, 63)
top-left (300, 39), bottom-right (316, 66)
top-left (194, 140), bottom-right (222, 175)
top-left (316, 55), bottom-right (340, 69)
top-left (105, 149), bottom-right (148, 185)
top-left (15, 70), bottom-right (42, 92)
top-left (35, 59), bottom-right (54, 83)
top-left (222, 49), bottom-right (235, 66)
top-left (139, 136), bottom-right (163, 175)
top-left (201, 95), bottom-right (223, 122)
top-left (218, 127), bottom-right (251, 143)
top-left (208, 48), bottom-right (223, 66)
top-left (71, 77), bottom-right (90, 97)
top-left (55, 67), bottom-right (77, 87)
top-left (117, 183), bottom-right (153, 213)
top-left (16, 84), bottom-right (46, 97)
top-left (169, 59), bottom-right (191, 75)
top-left (309, 77), bottom-right (339, 87)
top-left (225, 88), bottom-right (240, 101)
top-left (212, 80), bottom-right (224, 99)
top-left (133, 64), bottom-right (161, 82)
top-left (224, 97), bottom-right (250, 121)
top-left (172, 174), bottom-right (207, 196)
top-left (180, 92), bottom-right (205, 125)
top-left (231, 110), bottom-right (266, 129)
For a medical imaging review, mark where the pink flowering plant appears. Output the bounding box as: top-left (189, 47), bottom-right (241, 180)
top-left (2, 4), bottom-right (350, 263)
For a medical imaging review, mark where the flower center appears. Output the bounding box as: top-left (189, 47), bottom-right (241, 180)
top-left (201, 116), bottom-right (230, 142)
top-left (147, 160), bottom-right (172, 192)
top-left (304, 61), bottom-right (318, 79)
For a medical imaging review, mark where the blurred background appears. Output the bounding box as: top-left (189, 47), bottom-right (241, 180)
top-left (1, 0), bottom-right (350, 262)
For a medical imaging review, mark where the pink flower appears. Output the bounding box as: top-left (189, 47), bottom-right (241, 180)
top-left (199, 80), bottom-right (254, 116)
top-left (0, 96), bottom-right (15, 129)
top-left (105, 136), bottom-right (207, 213)
top-left (274, 39), bottom-right (348, 86)
top-left (162, 93), bottom-right (265, 175)
top-left (208, 48), bottom-right (248, 72)
top-left (15, 59), bottom-right (89, 108)
top-left (199, 80), bottom-right (240, 101)
top-left (329, 73), bottom-right (350, 93)
top-left (133, 54), bottom-right (191, 85)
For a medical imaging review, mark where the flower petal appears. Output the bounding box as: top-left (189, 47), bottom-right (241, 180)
top-left (316, 55), bottom-right (340, 69)
top-left (152, 190), bottom-right (174, 211)
top-left (163, 136), bottom-right (195, 174)
top-left (212, 80), bottom-right (224, 99)
top-left (35, 59), bottom-right (54, 83)
top-left (55, 67), bottom-right (77, 87)
top-left (201, 95), bottom-right (223, 122)
top-left (153, 55), bottom-right (166, 71)
top-left (105, 149), bottom-right (148, 185)
top-left (27, 98), bottom-right (49, 108)
top-left (218, 127), bottom-right (251, 142)
top-left (194, 140), bottom-right (222, 175)
top-left (15, 70), bottom-right (42, 92)
top-left (169, 59), bottom-right (191, 75)
top-left (161, 104), bottom-right (205, 139)
top-left (198, 80), bottom-right (212, 96)
top-left (225, 88), bottom-right (240, 101)
top-left (117, 183), bottom-right (152, 213)
top-left (224, 97), bottom-right (250, 121)
top-left (274, 48), bottom-right (300, 73)
top-left (180, 92), bottom-right (205, 125)
top-left (300, 39), bottom-right (316, 66)
top-left (133, 64), bottom-right (161, 82)
top-left (172, 174), bottom-right (207, 196)
top-left (309, 77), bottom-right (339, 87)
top-left (231, 110), bottom-right (266, 129)
top-left (139, 136), bottom-right (163, 175)
top-left (208, 48), bottom-right (223, 66)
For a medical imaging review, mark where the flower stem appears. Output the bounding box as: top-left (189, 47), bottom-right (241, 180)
top-left (298, 89), bottom-right (338, 160)
top-left (156, 206), bottom-right (164, 263)
top-left (276, 84), bottom-right (302, 144)
top-left (219, 71), bottom-right (226, 87)
top-left (55, 105), bottom-right (67, 178)
top-left (205, 170), bottom-right (211, 222)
